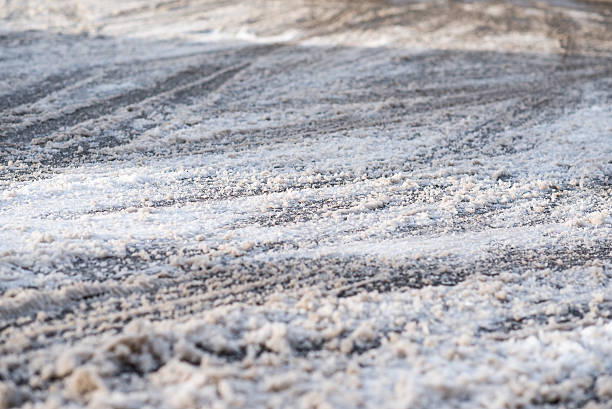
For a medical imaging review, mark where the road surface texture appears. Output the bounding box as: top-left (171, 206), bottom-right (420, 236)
top-left (0, 0), bottom-right (611, 408)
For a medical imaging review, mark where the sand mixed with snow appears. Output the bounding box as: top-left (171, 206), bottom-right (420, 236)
top-left (0, 0), bottom-right (611, 408)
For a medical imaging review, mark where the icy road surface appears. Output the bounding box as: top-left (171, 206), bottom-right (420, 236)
top-left (0, 0), bottom-right (611, 408)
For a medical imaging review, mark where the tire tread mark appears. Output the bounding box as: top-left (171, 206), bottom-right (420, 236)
top-left (0, 45), bottom-right (280, 143)
top-left (0, 69), bottom-right (91, 112)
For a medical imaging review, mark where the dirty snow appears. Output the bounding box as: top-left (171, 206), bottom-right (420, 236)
top-left (0, 0), bottom-right (611, 408)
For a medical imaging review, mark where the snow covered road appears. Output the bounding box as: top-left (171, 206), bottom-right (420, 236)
top-left (0, 1), bottom-right (611, 408)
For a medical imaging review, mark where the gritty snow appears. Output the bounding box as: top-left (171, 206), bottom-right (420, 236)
top-left (0, 0), bottom-right (611, 408)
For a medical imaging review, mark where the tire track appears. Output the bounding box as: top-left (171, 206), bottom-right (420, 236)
top-left (2, 240), bottom-right (609, 358)
top-left (1, 64), bottom-right (224, 143)
top-left (0, 69), bottom-right (92, 113)
top-left (0, 44), bottom-right (281, 144)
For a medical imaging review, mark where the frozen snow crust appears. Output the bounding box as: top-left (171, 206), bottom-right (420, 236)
top-left (0, 0), bottom-right (611, 408)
